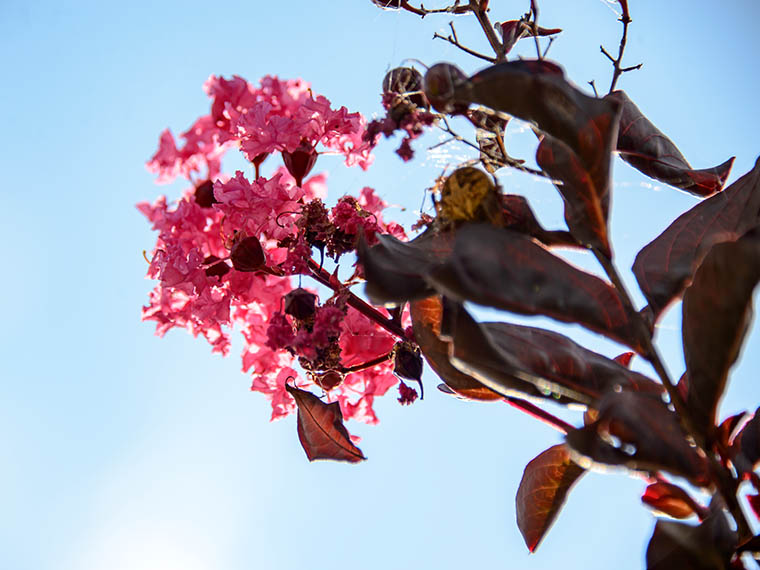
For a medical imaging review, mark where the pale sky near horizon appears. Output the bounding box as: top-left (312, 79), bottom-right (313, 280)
top-left (2, 1), bottom-right (759, 569)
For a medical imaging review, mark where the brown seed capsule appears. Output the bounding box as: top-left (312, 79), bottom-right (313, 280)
top-left (282, 139), bottom-right (318, 187)
top-left (284, 288), bottom-right (318, 320)
top-left (393, 342), bottom-right (423, 382)
top-left (194, 180), bottom-right (218, 208)
top-left (423, 63), bottom-right (469, 115)
top-left (230, 236), bottom-right (265, 272)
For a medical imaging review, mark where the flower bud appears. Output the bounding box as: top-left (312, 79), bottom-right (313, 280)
top-left (393, 342), bottom-right (423, 382)
top-left (230, 236), bottom-right (265, 272)
top-left (284, 288), bottom-right (318, 320)
top-left (423, 63), bottom-right (469, 115)
top-left (282, 139), bottom-right (318, 187)
top-left (203, 255), bottom-right (230, 278)
top-left (194, 180), bottom-right (218, 208)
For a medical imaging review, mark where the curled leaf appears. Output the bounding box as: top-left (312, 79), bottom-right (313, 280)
top-left (607, 90), bottom-right (734, 197)
top-left (642, 481), bottom-right (705, 520)
top-left (633, 158), bottom-right (760, 319)
top-left (516, 444), bottom-right (585, 552)
top-left (682, 229), bottom-right (760, 434)
top-left (285, 384), bottom-right (365, 463)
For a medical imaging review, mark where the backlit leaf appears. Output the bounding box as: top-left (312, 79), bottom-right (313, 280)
top-left (633, 158), bottom-right (760, 319)
top-left (285, 384), bottom-right (365, 463)
top-left (516, 444), bottom-right (585, 552)
top-left (427, 224), bottom-right (647, 351)
top-left (500, 194), bottom-right (579, 248)
top-left (607, 90), bottom-right (734, 197)
top-left (646, 518), bottom-right (735, 570)
top-left (641, 481), bottom-right (705, 520)
top-left (682, 229), bottom-right (760, 434)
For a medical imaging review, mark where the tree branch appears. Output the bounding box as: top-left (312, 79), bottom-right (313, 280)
top-left (433, 22), bottom-right (496, 62)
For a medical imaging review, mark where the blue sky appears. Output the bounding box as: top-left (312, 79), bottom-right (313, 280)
top-left (1, 1), bottom-right (759, 569)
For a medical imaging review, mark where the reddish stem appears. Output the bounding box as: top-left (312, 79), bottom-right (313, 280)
top-left (505, 397), bottom-right (574, 434)
top-left (342, 352), bottom-right (394, 374)
top-left (307, 258), bottom-right (407, 339)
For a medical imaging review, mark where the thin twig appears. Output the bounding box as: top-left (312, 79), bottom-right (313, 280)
top-left (529, 0), bottom-right (542, 60)
top-left (468, 0), bottom-right (504, 61)
top-left (400, 0), bottom-right (470, 17)
top-left (505, 397), bottom-right (575, 434)
top-left (341, 351), bottom-right (394, 374)
top-left (588, 80), bottom-right (599, 98)
top-left (601, 4), bottom-right (642, 94)
top-left (307, 259), bottom-right (407, 339)
top-left (433, 21), bottom-right (496, 62)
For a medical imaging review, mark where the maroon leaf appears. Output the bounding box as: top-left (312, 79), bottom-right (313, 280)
top-left (443, 302), bottom-right (660, 407)
top-left (607, 90), bottom-right (734, 197)
top-left (536, 133), bottom-right (611, 256)
top-left (633, 158), bottom-right (760, 319)
top-left (682, 229), bottom-right (760, 434)
top-left (646, 517), bottom-right (736, 570)
top-left (642, 481), bottom-right (706, 520)
top-left (427, 224), bottom-right (648, 351)
top-left (516, 444), bottom-right (585, 552)
top-left (748, 495), bottom-right (760, 522)
top-left (498, 20), bottom-right (562, 57)
top-left (500, 194), bottom-right (579, 248)
top-left (613, 352), bottom-right (635, 367)
top-left (359, 229), bottom-right (454, 306)
top-left (565, 390), bottom-right (709, 484)
top-left (410, 297), bottom-right (502, 401)
top-left (285, 384), bottom-right (365, 463)
top-left (453, 60), bottom-right (621, 181)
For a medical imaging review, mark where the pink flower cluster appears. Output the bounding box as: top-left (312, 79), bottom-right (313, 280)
top-left (139, 74), bottom-right (410, 424)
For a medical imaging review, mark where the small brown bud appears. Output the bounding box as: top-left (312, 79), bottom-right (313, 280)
top-left (312, 370), bottom-right (344, 391)
top-left (194, 180), bottom-right (218, 208)
top-left (282, 140), bottom-right (318, 187)
top-left (423, 63), bottom-right (469, 115)
top-left (393, 342), bottom-right (423, 382)
top-left (382, 67), bottom-right (427, 108)
top-left (203, 255), bottom-right (230, 278)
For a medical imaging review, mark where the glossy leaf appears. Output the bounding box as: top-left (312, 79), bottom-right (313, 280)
top-left (410, 297), bottom-right (502, 401)
top-left (682, 230), bottom-right (760, 434)
top-left (443, 302), bottom-right (659, 407)
top-left (516, 444), bottom-right (585, 552)
top-left (453, 60), bottom-right (621, 183)
top-left (641, 481), bottom-right (705, 520)
top-left (608, 90), bottom-right (734, 197)
top-left (646, 518), bottom-right (735, 570)
top-left (427, 224), bottom-right (647, 351)
top-left (359, 229), bottom-right (454, 306)
top-left (285, 384), bottom-right (365, 463)
top-left (536, 133), bottom-right (610, 256)
top-left (566, 390), bottom-right (709, 484)
top-left (633, 158), bottom-right (760, 319)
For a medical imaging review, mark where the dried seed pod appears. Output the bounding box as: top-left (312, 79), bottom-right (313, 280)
top-left (282, 140), bottom-right (318, 187)
top-left (312, 369), bottom-right (345, 391)
top-left (423, 63), bottom-right (469, 115)
top-left (393, 341), bottom-right (423, 382)
top-left (230, 236), bottom-right (265, 272)
top-left (383, 67), bottom-right (427, 108)
top-left (194, 180), bottom-right (217, 208)
top-left (284, 288), bottom-right (318, 320)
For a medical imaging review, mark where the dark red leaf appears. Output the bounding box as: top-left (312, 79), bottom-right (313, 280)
top-left (613, 352), bottom-right (635, 367)
top-left (500, 194), bottom-right (579, 248)
top-left (646, 517), bottom-right (736, 570)
top-left (427, 224), bottom-right (648, 351)
top-left (682, 229), bottom-right (760, 434)
top-left (453, 60), bottom-right (621, 183)
top-left (442, 302), bottom-right (660, 407)
top-left (285, 384), bottom-right (365, 463)
top-left (607, 90), bottom-right (734, 197)
top-left (410, 297), bottom-right (502, 401)
top-left (641, 481), bottom-right (705, 520)
top-left (565, 390), bottom-right (709, 484)
top-left (536, 133), bottom-right (611, 256)
top-left (633, 158), bottom-right (760, 319)
top-left (516, 444), bottom-right (584, 552)
top-left (359, 229), bottom-right (454, 306)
